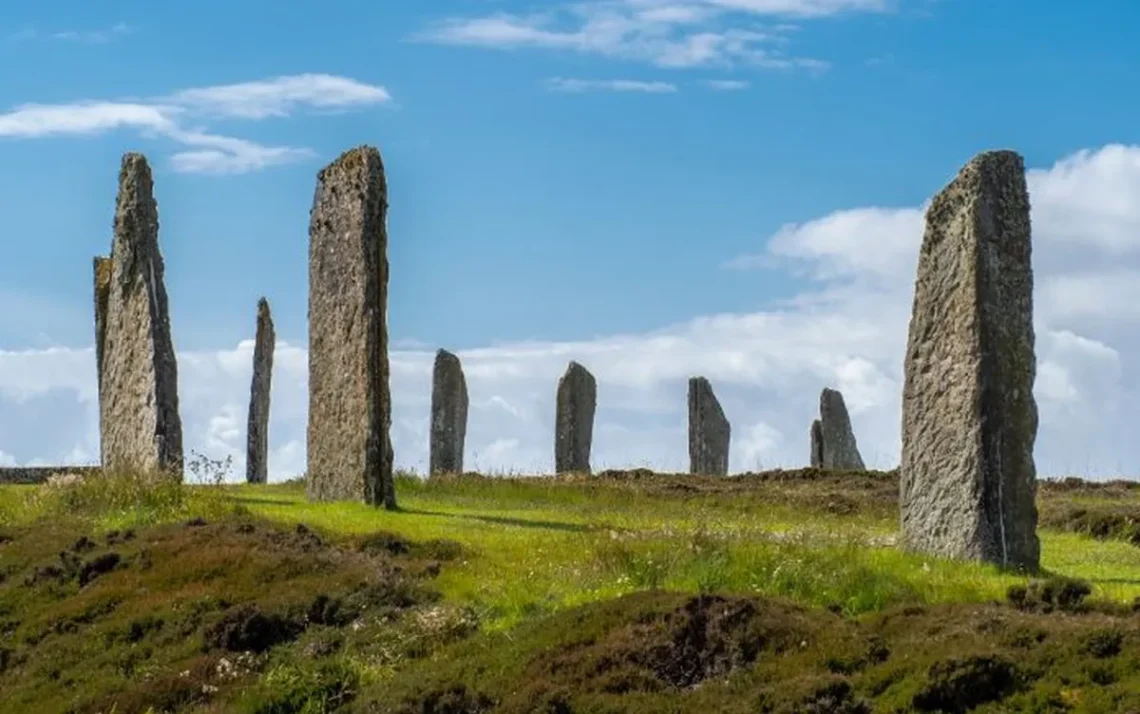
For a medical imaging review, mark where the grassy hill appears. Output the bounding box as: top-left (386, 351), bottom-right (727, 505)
top-left (3, 470), bottom-right (1140, 712)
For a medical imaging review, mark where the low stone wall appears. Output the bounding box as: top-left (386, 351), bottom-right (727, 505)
top-left (0, 466), bottom-right (101, 485)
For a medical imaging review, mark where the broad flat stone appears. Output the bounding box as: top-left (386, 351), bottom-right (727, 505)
top-left (816, 388), bottom-right (865, 470)
top-left (306, 145), bottom-right (395, 508)
top-left (430, 349), bottom-right (468, 476)
top-left (98, 153), bottom-right (184, 476)
top-left (246, 297), bottom-right (275, 484)
top-left (555, 361), bottom-right (596, 474)
top-left (688, 376), bottom-right (729, 476)
top-left (900, 149), bottom-right (1040, 570)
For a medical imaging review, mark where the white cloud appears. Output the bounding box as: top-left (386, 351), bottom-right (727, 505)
top-left (167, 73), bottom-right (393, 120)
top-left (0, 74), bottom-right (391, 175)
top-left (546, 77), bottom-right (679, 92)
top-left (413, 0), bottom-right (854, 71)
top-left (10, 22), bottom-right (133, 44)
top-left (704, 79), bottom-right (751, 90)
top-left (5, 144), bottom-right (1140, 480)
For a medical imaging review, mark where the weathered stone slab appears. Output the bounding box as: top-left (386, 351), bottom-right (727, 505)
top-left (688, 377), bottom-right (729, 476)
top-left (814, 388), bottom-right (865, 470)
top-left (555, 361), bottom-right (596, 474)
top-left (93, 256), bottom-right (112, 392)
top-left (306, 145), bottom-right (395, 508)
top-left (900, 149), bottom-right (1040, 570)
top-left (246, 297), bottom-right (275, 484)
top-left (99, 153), bottom-right (184, 476)
top-left (430, 349), bottom-right (468, 476)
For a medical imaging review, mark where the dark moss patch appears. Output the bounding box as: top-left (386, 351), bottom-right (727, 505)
top-left (912, 655), bottom-right (1019, 712)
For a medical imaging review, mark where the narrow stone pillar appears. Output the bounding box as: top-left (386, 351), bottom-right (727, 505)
top-left (809, 420), bottom-right (823, 468)
top-left (430, 349), bottom-right (468, 476)
top-left (246, 297), bottom-right (275, 484)
top-left (93, 256), bottom-right (112, 391)
top-left (555, 361), bottom-right (597, 474)
top-left (900, 150), bottom-right (1040, 570)
top-left (99, 153), bottom-right (184, 476)
top-left (688, 376), bottom-right (729, 476)
top-left (814, 388), bottom-right (865, 470)
top-left (306, 145), bottom-right (395, 508)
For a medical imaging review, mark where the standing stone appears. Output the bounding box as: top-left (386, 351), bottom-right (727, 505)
top-left (99, 153), bottom-right (183, 476)
top-left (814, 388), bottom-right (865, 470)
top-left (430, 349), bottom-right (468, 476)
top-left (688, 377), bottom-right (729, 476)
top-left (809, 420), bottom-right (823, 468)
top-left (246, 297), bottom-right (275, 484)
top-left (900, 150), bottom-right (1039, 570)
top-left (555, 361), bottom-right (597, 474)
top-left (93, 256), bottom-right (112, 392)
top-left (306, 145), bottom-right (395, 508)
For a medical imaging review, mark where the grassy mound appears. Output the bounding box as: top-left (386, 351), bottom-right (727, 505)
top-left (0, 515), bottom-right (469, 713)
top-left (5, 469), bottom-right (1140, 712)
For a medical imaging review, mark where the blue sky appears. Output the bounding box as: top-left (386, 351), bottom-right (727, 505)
top-left (2, 0), bottom-right (1140, 478)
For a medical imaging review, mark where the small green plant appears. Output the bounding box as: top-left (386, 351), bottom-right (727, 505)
top-left (186, 451), bottom-right (235, 487)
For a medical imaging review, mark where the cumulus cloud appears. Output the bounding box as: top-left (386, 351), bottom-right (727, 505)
top-left (3, 144), bottom-right (1140, 480)
top-left (412, 0), bottom-right (859, 71)
top-left (0, 73), bottom-right (391, 174)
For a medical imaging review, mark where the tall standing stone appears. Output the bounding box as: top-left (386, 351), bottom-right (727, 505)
top-left (246, 297), bottom-right (275, 484)
top-left (99, 153), bottom-right (183, 476)
top-left (814, 388), bottom-right (865, 470)
top-left (688, 377), bottom-right (729, 476)
top-left (93, 256), bottom-right (112, 392)
top-left (900, 150), bottom-right (1039, 570)
top-left (306, 145), bottom-right (395, 508)
top-left (430, 349), bottom-right (468, 476)
top-left (555, 361), bottom-right (597, 474)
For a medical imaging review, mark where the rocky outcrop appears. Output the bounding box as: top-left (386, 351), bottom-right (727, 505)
top-left (98, 153), bottom-right (183, 477)
top-left (430, 349), bottom-right (468, 476)
top-left (555, 361), bottom-right (597, 474)
top-left (306, 146), bottom-right (395, 508)
top-left (688, 377), bottom-right (729, 476)
top-left (900, 150), bottom-right (1040, 570)
top-left (246, 297), bottom-right (275, 484)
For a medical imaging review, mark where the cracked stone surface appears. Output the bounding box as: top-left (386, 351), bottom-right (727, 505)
top-left (555, 361), bottom-right (596, 474)
top-left (688, 376), bottom-right (729, 476)
top-left (246, 297), bottom-right (275, 484)
top-left (306, 146), bottom-right (395, 508)
top-left (430, 349), bottom-right (468, 476)
top-left (98, 153), bottom-right (183, 476)
top-left (900, 149), bottom-right (1040, 570)
top-left (93, 256), bottom-right (112, 393)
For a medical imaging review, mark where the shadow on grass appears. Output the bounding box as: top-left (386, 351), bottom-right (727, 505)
top-left (399, 508), bottom-right (594, 534)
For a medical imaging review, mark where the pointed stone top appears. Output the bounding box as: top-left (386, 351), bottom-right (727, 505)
top-left (435, 348), bottom-right (460, 366)
top-left (565, 360), bottom-right (591, 375)
top-left (257, 296), bottom-right (271, 316)
top-left (319, 145), bottom-right (385, 179)
top-left (820, 387), bottom-right (847, 411)
top-left (115, 152), bottom-right (154, 207)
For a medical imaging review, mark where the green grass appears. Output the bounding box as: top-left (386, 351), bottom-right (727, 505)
top-left (7, 469), bottom-right (1140, 712)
